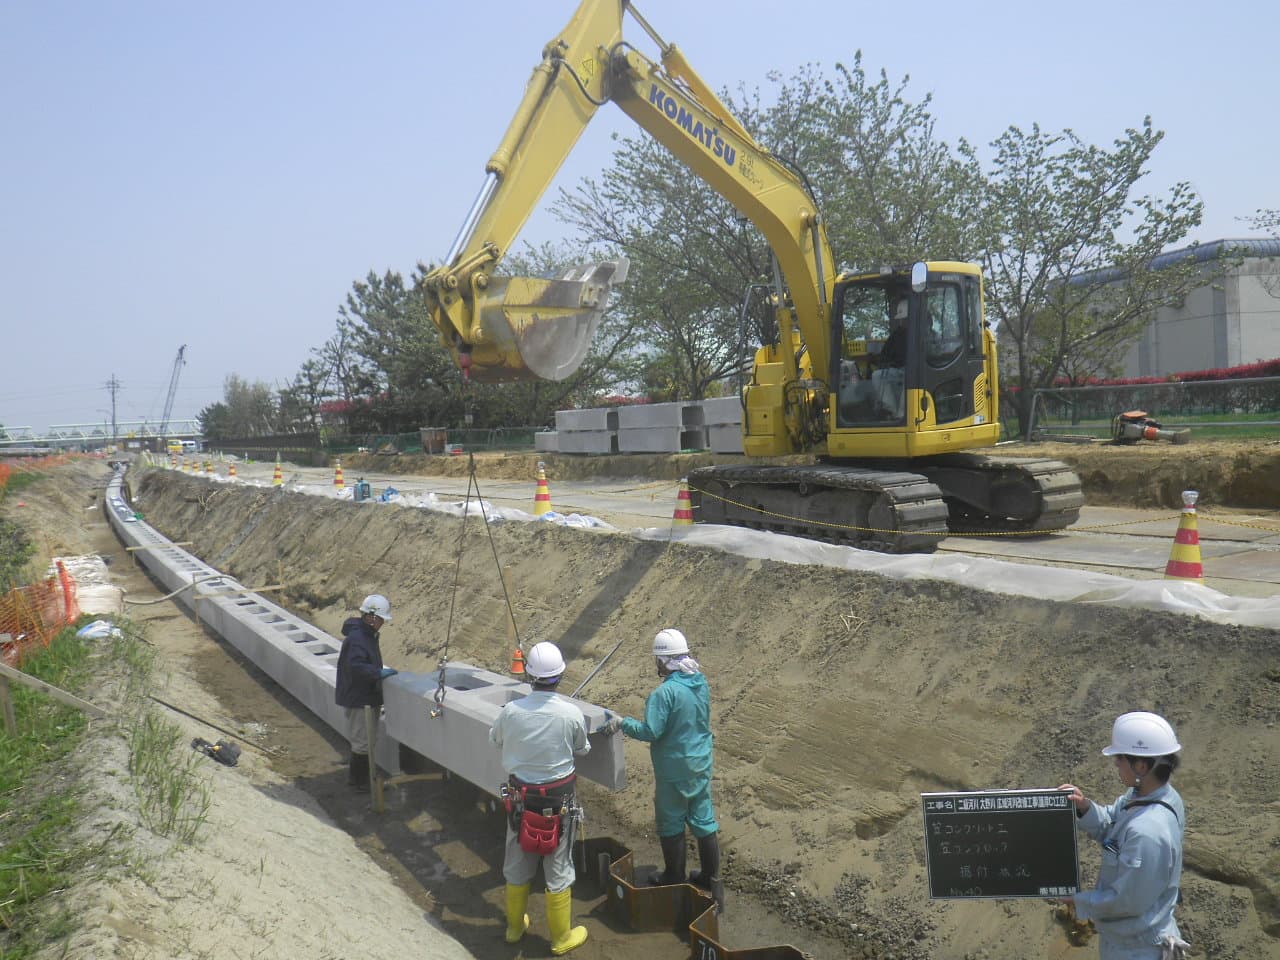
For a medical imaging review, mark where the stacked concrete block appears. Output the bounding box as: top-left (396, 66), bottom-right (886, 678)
top-left (555, 407), bottom-right (618, 454)
top-left (534, 431), bottom-right (558, 453)
top-left (617, 402), bottom-right (706, 453)
top-left (701, 396), bottom-right (745, 454)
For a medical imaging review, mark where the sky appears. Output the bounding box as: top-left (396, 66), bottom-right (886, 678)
top-left (2, 1), bottom-right (1275, 435)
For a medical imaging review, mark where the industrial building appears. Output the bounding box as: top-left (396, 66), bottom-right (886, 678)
top-left (1121, 238), bottom-right (1280, 377)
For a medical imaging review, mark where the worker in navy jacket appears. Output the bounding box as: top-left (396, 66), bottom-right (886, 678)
top-left (335, 594), bottom-right (396, 790)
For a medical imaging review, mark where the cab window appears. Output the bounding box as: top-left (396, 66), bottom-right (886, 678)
top-left (923, 284), bottom-right (965, 368)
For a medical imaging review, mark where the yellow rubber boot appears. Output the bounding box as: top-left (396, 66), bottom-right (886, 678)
top-left (504, 883), bottom-right (531, 943)
top-left (545, 887), bottom-right (588, 955)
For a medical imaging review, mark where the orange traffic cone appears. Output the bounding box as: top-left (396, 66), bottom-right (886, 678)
top-left (511, 646), bottom-right (526, 675)
top-left (170, 454), bottom-right (177, 470)
top-left (533, 462), bottom-right (552, 517)
top-left (333, 459), bottom-right (345, 491)
top-left (1164, 490), bottom-right (1204, 584)
top-left (228, 462), bottom-right (237, 480)
top-left (272, 454), bottom-right (284, 487)
top-left (672, 478), bottom-right (694, 526)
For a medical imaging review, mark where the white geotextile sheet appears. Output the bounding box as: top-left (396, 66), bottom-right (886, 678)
top-left (633, 525), bottom-right (1280, 630)
top-left (289, 482), bottom-right (615, 529)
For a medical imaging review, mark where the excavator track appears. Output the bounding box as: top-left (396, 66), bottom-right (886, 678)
top-left (686, 463), bottom-right (950, 554)
top-left (686, 456), bottom-right (1084, 554)
top-left (916, 454), bottom-right (1085, 534)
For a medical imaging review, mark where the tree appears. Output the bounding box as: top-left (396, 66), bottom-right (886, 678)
top-left (196, 401), bottom-right (231, 441)
top-left (794, 56), bottom-right (986, 268)
top-left (334, 270), bottom-right (455, 435)
top-left (977, 119), bottom-right (1211, 437)
top-left (557, 132), bottom-right (763, 401)
top-left (554, 58), bottom-right (984, 400)
top-left (1244, 208), bottom-right (1280, 298)
top-left (221, 375), bottom-right (280, 437)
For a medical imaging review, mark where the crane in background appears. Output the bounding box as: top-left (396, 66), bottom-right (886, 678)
top-left (158, 345), bottom-right (187, 444)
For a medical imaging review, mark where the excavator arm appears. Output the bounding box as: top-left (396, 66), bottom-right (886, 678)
top-left (422, 0), bottom-right (835, 388)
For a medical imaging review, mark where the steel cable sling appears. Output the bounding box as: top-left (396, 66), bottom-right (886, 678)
top-left (433, 453), bottom-right (522, 717)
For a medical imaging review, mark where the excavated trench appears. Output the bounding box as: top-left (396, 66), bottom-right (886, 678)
top-left (129, 465), bottom-right (1280, 959)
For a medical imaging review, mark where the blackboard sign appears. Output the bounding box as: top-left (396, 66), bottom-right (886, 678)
top-left (922, 789), bottom-right (1080, 899)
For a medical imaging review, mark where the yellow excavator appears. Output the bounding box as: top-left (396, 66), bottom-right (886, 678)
top-left (422, 0), bottom-right (1083, 553)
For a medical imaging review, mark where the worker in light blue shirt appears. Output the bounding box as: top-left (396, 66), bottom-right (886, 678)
top-left (1060, 712), bottom-right (1189, 960)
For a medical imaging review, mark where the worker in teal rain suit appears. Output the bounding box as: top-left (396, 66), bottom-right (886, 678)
top-left (602, 628), bottom-right (723, 913)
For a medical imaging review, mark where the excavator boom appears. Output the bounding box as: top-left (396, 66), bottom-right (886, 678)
top-left (418, 1), bottom-right (1083, 551)
top-left (422, 0), bottom-right (831, 386)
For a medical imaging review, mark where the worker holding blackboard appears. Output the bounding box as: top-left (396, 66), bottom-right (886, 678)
top-left (1059, 712), bottom-right (1190, 960)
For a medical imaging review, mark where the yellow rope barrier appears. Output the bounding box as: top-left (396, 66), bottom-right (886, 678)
top-left (686, 480), bottom-right (1280, 541)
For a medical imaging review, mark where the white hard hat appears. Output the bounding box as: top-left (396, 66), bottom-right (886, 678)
top-left (652, 628), bottom-right (689, 657)
top-left (1101, 711), bottom-right (1181, 757)
top-left (525, 641), bottom-right (566, 680)
top-left (359, 594), bottom-right (393, 622)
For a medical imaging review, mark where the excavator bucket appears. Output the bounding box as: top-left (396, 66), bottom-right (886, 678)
top-left (464, 258), bottom-right (630, 382)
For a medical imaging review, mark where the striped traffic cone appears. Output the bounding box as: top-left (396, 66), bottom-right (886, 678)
top-left (533, 462), bottom-right (552, 516)
top-left (228, 462), bottom-right (237, 480)
top-left (672, 478), bottom-right (694, 526)
top-left (272, 454), bottom-right (284, 487)
top-left (204, 460), bottom-right (213, 475)
top-left (333, 459), bottom-right (345, 491)
top-left (1164, 490), bottom-right (1205, 584)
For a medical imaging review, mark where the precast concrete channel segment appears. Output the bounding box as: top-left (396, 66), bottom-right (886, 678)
top-left (103, 464), bottom-right (804, 960)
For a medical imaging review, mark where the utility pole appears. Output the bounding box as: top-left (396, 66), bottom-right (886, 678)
top-left (105, 374), bottom-right (122, 443)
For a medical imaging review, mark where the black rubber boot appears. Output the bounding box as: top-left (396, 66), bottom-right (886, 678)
top-left (348, 753), bottom-right (370, 792)
top-left (648, 833), bottom-right (687, 886)
top-left (690, 832), bottom-right (724, 914)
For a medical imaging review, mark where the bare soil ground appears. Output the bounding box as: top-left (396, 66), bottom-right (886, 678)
top-left (8, 444), bottom-right (1280, 960)
top-left (344, 436), bottom-right (1280, 510)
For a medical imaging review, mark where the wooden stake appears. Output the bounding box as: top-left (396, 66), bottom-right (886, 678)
top-left (0, 676), bottom-right (17, 736)
top-left (364, 705), bottom-right (385, 813)
top-left (0, 660), bottom-right (109, 720)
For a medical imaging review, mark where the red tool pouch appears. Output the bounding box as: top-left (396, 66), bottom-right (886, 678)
top-left (518, 808), bottom-right (562, 855)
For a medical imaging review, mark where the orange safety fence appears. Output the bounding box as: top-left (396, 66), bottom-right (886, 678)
top-left (0, 451), bottom-right (108, 497)
top-left (0, 561), bottom-right (81, 667)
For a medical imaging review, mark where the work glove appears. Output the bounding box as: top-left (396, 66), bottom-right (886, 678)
top-left (379, 667), bottom-right (399, 680)
top-left (599, 711), bottom-right (623, 736)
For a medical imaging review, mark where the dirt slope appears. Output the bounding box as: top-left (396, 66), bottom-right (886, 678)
top-left (5, 460), bottom-right (477, 960)
top-left (122, 466), bottom-right (1280, 960)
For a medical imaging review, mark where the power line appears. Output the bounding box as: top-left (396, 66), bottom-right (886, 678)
top-left (105, 374), bottom-right (122, 441)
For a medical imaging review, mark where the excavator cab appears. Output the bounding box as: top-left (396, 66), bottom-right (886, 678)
top-left (828, 262), bottom-right (1000, 457)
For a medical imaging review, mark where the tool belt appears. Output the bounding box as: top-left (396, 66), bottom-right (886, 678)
top-left (502, 773), bottom-right (576, 855)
